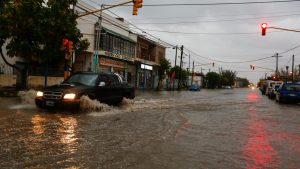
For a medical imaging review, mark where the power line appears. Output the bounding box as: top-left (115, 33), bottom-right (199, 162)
top-left (135, 0), bottom-right (300, 6)
top-left (278, 44), bottom-right (300, 55)
top-left (105, 9), bottom-right (176, 47)
top-left (186, 48), bottom-right (274, 63)
top-left (76, 3), bottom-right (132, 33)
top-left (132, 13), bottom-right (300, 25)
top-left (285, 55), bottom-right (293, 65)
top-left (79, 0), bottom-right (177, 47)
top-left (185, 42), bottom-right (300, 64)
top-left (131, 28), bottom-right (288, 35)
top-left (128, 10), bottom-right (300, 21)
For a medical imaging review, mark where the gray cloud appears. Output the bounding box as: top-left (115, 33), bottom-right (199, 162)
top-left (85, 0), bottom-right (300, 82)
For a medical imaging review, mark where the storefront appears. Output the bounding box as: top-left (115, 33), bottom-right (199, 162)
top-left (95, 27), bottom-right (136, 85)
top-left (137, 63), bottom-right (155, 89)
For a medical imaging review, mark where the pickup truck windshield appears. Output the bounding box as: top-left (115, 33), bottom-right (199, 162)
top-left (63, 74), bottom-right (98, 86)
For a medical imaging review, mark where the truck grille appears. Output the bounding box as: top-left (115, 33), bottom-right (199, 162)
top-left (43, 91), bottom-right (63, 100)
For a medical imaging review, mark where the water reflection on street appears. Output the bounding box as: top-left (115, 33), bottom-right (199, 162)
top-left (0, 89), bottom-right (300, 168)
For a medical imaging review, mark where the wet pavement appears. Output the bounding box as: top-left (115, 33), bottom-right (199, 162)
top-left (0, 88), bottom-right (300, 169)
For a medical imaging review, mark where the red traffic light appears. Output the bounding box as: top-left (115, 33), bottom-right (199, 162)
top-left (261, 23), bottom-right (267, 29)
top-left (63, 39), bottom-right (69, 46)
top-left (261, 23), bottom-right (267, 36)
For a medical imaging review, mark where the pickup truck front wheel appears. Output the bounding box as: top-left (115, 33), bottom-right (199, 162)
top-left (124, 92), bottom-right (134, 99)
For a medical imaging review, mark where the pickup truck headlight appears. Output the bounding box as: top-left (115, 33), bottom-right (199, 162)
top-left (63, 93), bottom-right (76, 100)
top-left (36, 91), bottom-right (43, 97)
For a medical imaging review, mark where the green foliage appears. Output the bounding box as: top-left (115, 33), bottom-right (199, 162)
top-left (220, 70), bottom-right (236, 86)
top-left (2, 0), bottom-right (84, 63)
top-left (158, 57), bottom-right (171, 80)
top-left (206, 72), bottom-right (221, 89)
top-left (0, 0), bottom-right (11, 45)
top-left (76, 38), bottom-right (90, 55)
top-left (170, 66), bottom-right (189, 80)
top-left (236, 77), bottom-right (250, 87)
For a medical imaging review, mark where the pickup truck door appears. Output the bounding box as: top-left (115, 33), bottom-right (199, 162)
top-left (107, 74), bottom-right (123, 100)
top-left (95, 75), bottom-right (111, 102)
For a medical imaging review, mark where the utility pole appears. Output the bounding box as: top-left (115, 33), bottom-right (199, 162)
top-left (298, 65), bottom-right (300, 81)
top-left (174, 46), bottom-right (178, 67)
top-left (177, 45), bottom-right (183, 90)
top-left (188, 54), bottom-right (191, 86)
top-left (191, 61), bottom-right (194, 85)
top-left (172, 46), bottom-right (178, 90)
top-left (286, 66), bottom-right (289, 82)
top-left (188, 54), bottom-right (190, 73)
top-left (272, 53), bottom-right (282, 79)
top-left (93, 5), bottom-right (103, 73)
top-left (291, 55), bottom-right (295, 82)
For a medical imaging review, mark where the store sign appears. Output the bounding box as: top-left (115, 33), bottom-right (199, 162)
top-left (99, 57), bottom-right (125, 68)
top-left (103, 51), bottom-right (134, 62)
top-left (141, 64), bottom-right (153, 70)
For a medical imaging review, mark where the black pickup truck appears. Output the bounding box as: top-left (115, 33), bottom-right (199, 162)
top-left (35, 72), bottom-right (135, 109)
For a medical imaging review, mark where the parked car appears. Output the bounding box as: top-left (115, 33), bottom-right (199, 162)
top-left (189, 84), bottom-right (201, 91)
top-left (223, 86), bottom-right (232, 89)
top-left (265, 81), bottom-right (283, 96)
top-left (35, 72), bottom-right (135, 109)
top-left (275, 82), bottom-right (300, 104)
top-left (268, 84), bottom-right (281, 100)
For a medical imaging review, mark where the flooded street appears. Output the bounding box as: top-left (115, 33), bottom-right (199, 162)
top-left (0, 88), bottom-right (300, 169)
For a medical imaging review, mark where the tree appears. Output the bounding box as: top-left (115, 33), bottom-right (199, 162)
top-left (235, 77), bottom-right (250, 88)
top-left (157, 57), bottom-right (171, 90)
top-left (0, 0), bottom-right (22, 74)
top-left (169, 66), bottom-right (189, 79)
top-left (206, 72), bottom-right (221, 89)
top-left (220, 70), bottom-right (236, 86)
top-left (1, 0), bottom-right (87, 89)
top-left (170, 65), bottom-right (189, 89)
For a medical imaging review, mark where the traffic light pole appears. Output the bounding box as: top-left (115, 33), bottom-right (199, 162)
top-left (268, 26), bottom-right (300, 33)
top-left (78, 1), bottom-right (133, 18)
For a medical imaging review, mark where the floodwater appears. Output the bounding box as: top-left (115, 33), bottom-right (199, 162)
top-left (0, 88), bottom-right (300, 169)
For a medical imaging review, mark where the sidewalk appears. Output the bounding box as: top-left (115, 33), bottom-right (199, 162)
top-left (0, 86), bottom-right (18, 97)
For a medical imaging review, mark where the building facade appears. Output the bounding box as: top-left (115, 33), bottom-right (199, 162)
top-left (76, 2), bottom-right (166, 89)
top-left (135, 36), bottom-right (165, 89)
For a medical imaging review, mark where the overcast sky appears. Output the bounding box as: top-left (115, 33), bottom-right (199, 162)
top-left (80, 0), bottom-right (300, 83)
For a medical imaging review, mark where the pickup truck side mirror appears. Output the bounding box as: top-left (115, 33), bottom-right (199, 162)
top-left (98, 82), bottom-right (106, 87)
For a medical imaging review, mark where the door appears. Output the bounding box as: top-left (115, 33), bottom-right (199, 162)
top-left (95, 75), bottom-right (110, 102)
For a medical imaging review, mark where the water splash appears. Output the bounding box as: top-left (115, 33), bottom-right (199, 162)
top-left (7, 90), bottom-right (37, 109)
top-left (17, 89), bottom-right (37, 105)
top-left (79, 96), bottom-right (112, 112)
